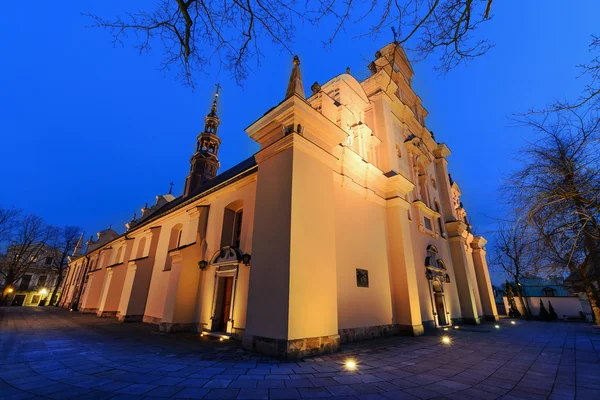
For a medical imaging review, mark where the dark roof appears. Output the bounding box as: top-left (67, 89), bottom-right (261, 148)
top-left (135, 155), bottom-right (257, 224)
top-left (79, 156), bottom-right (258, 259)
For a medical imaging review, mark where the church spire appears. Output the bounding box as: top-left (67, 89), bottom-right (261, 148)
top-left (72, 231), bottom-right (85, 257)
top-left (285, 55), bottom-right (305, 100)
top-left (183, 85), bottom-right (223, 197)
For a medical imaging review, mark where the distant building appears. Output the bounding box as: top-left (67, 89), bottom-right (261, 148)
top-left (60, 42), bottom-right (498, 359)
top-left (502, 277), bottom-right (592, 321)
top-left (0, 245), bottom-right (62, 306)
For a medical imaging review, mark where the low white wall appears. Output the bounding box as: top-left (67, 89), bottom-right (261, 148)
top-left (502, 296), bottom-right (585, 319)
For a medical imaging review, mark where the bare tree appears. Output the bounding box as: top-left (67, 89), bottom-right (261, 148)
top-left (0, 213), bottom-right (53, 305)
top-left (0, 206), bottom-right (21, 245)
top-left (46, 226), bottom-right (82, 307)
top-left (492, 218), bottom-right (540, 318)
top-left (525, 35), bottom-right (600, 118)
top-left (86, 0), bottom-right (494, 86)
top-left (509, 108), bottom-right (600, 323)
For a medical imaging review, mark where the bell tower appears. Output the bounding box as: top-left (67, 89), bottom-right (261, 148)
top-left (183, 85), bottom-right (222, 197)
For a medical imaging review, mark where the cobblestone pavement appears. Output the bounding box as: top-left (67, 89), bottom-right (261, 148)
top-left (1, 307), bottom-right (599, 400)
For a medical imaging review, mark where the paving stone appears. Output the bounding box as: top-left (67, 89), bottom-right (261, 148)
top-left (3, 308), bottom-right (600, 400)
top-left (172, 387), bottom-right (210, 399)
top-left (204, 388), bottom-right (240, 398)
top-left (269, 388), bottom-right (302, 399)
top-left (236, 388), bottom-right (269, 399)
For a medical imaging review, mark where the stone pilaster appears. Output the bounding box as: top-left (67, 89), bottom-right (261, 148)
top-left (471, 236), bottom-right (499, 321)
top-left (385, 175), bottom-right (424, 336)
top-left (160, 243), bottom-right (203, 333)
top-left (118, 226), bottom-right (161, 322)
top-left (432, 144), bottom-right (457, 222)
top-left (244, 90), bottom-right (346, 358)
top-left (446, 221), bottom-right (480, 324)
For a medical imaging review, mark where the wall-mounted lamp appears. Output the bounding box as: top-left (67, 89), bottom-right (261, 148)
top-left (198, 260), bottom-right (208, 270)
top-left (242, 253), bottom-right (251, 266)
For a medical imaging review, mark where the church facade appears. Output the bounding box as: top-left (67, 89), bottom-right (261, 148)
top-left (59, 43), bottom-right (498, 359)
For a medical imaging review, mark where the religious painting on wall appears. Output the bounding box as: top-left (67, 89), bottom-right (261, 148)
top-left (356, 269), bottom-right (369, 288)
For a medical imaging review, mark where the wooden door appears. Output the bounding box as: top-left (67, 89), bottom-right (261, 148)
top-left (435, 293), bottom-right (447, 326)
top-left (221, 277), bottom-right (233, 330)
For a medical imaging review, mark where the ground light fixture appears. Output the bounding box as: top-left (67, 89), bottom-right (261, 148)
top-left (454, 326), bottom-right (459, 329)
top-left (219, 337), bottom-right (224, 341)
top-left (443, 327), bottom-right (449, 331)
top-left (494, 324), bottom-right (500, 329)
top-left (441, 336), bottom-right (451, 344)
top-left (511, 321), bottom-right (516, 325)
top-left (345, 360), bottom-right (357, 371)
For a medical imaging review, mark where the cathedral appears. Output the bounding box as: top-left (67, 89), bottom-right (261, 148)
top-left (60, 43), bottom-right (498, 359)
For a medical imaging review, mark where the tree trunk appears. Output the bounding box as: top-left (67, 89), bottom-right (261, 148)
top-left (50, 269), bottom-right (64, 307)
top-left (515, 283), bottom-right (531, 318)
top-left (581, 272), bottom-right (600, 324)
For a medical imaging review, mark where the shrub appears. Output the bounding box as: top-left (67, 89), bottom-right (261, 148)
top-left (538, 299), bottom-right (550, 321)
top-left (505, 281), bottom-right (521, 318)
top-left (548, 301), bottom-right (558, 320)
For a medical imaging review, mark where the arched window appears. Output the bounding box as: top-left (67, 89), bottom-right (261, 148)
top-left (221, 201), bottom-right (244, 249)
top-left (136, 237), bottom-right (147, 259)
top-left (115, 246), bottom-right (123, 264)
top-left (168, 224), bottom-right (183, 250)
top-left (165, 224), bottom-right (183, 271)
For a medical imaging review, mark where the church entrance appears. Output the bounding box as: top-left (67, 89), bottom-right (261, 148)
top-left (432, 280), bottom-right (448, 326)
top-left (211, 276), bottom-right (233, 332)
top-left (434, 292), bottom-right (447, 326)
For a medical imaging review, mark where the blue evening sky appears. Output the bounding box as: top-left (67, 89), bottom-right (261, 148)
top-left (1, 2), bottom-right (597, 284)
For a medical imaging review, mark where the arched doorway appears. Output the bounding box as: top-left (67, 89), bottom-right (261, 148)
top-left (432, 281), bottom-right (447, 326)
top-left (425, 245), bottom-right (451, 327)
top-left (209, 246), bottom-right (243, 334)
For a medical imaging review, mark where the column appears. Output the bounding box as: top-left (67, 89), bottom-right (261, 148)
top-left (471, 236), bottom-right (499, 321)
top-left (244, 134), bottom-right (340, 359)
top-left (446, 221), bottom-right (480, 323)
top-left (385, 175), bottom-right (424, 335)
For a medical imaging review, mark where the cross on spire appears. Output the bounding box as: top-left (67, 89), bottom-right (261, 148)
top-left (285, 55), bottom-right (305, 100)
top-left (169, 182), bottom-right (174, 194)
top-left (391, 26), bottom-right (398, 43)
top-left (210, 83), bottom-right (221, 115)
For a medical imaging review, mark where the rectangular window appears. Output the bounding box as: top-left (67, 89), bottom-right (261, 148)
top-left (423, 217), bottom-right (433, 231)
top-left (45, 257), bottom-right (53, 265)
top-left (19, 275), bottom-right (32, 291)
top-left (31, 295), bottom-right (40, 304)
top-left (38, 275), bottom-right (47, 287)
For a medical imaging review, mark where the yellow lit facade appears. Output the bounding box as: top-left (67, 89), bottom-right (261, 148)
top-left (60, 42), bottom-right (497, 359)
